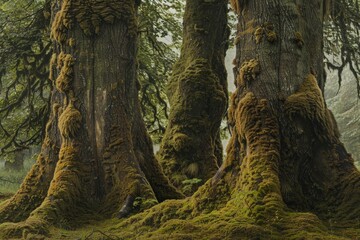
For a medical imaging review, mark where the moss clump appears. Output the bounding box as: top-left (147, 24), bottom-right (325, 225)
top-left (254, 27), bottom-right (264, 44)
top-left (285, 74), bottom-right (337, 141)
top-left (49, 53), bottom-right (57, 81)
top-left (51, 0), bottom-right (137, 43)
top-left (255, 23), bottom-right (277, 44)
top-left (67, 38), bottom-right (76, 47)
top-left (172, 133), bottom-right (193, 152)
top-left (293, 31), bottom-right (304, 48)
top-left (58, 102), bottom-right (82, 139)
top-left (266, 30), bottom-right (277, 42)
top-left (55, 53), bottom-right (75, 93)
top-left (237, 59), bottom-right (260, 86)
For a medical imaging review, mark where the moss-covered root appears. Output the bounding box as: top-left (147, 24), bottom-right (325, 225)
top-left (0, 144), bottom-right (87, 238)
top-left (105, 89), bottom-right (360, 239)
top-left (101, 165), bottom-right (159, 218)
top-left (227, 92), bottom-right (285, 223)
top-left (131, 117), bottom-right (184, 202)
top-left (0, 104), bottom-right (90, 239)
top-left (0, 218), bottom-right (48, 240)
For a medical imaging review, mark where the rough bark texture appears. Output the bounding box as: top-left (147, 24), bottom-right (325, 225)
top-left (157, 0), bottom-right (229, 193)
top-left (0, 0), bottom-right (181, 238)
top-left (229, 0), bottom-right (360, 223)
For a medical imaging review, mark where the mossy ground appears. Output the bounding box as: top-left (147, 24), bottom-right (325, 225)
top-left (28, 202), bottom-right (359, 240)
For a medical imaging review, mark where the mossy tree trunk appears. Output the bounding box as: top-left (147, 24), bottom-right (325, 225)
top-left (227, 0), bottom-right (360, 222)
top-left (0, 0), bottom-right (182, 237)
top-left (157, 0), bottom-right (229, 193)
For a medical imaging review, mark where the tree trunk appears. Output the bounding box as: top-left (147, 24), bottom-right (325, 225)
top-left (0, 0), bottom-right (182, 237)
top-left (157, 0), bottom-right (229, 193)
top-left (227, 0), bottom-right (360, 223)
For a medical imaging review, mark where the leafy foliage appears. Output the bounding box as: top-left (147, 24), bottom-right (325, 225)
top-left (0, 0), bottom-right (51, 155)
top-left (138, 0), bottom-right (184, 143)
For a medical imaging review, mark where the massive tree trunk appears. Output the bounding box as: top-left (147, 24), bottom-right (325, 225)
top-left (157, 0), bottom-right (229, 193)
top-left (228, 0), bottom-right (360, 222)
top-left (110, 1), bottom-right (360, 239)
top-left (0, 0), bottom-right (182, 237)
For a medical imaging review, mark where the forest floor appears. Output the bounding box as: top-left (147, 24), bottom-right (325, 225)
top-left (1, 158), bottom-right (360, 239)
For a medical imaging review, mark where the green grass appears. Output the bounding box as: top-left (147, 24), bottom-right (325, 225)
top-left (0, 158), bottom-right (35, 195)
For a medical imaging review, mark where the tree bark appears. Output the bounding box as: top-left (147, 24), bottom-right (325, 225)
top-left (0, 0), bottom-right (182, 237)
top-left (227, 0), bottom-right (360, 223)
top-left (157, 0), bottom-right (229, 193)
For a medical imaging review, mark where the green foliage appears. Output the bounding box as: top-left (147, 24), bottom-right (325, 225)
top-left (138, 0), bottom-right (184, 143)
top-left (0, 0), bottom-right (51, 156)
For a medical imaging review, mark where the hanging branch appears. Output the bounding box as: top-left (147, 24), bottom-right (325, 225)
top-left (0, 0), bottom-right (52, 155)
top-left (324, 0), bottom-right (360, 97)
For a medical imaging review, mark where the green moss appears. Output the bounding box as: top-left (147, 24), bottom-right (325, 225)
top-left (237, 59), bottom-right (260, 86)
top-left (266, 30), bottom-right (277, 42)
top-left (254, 27), bottom-right (264, 44)
top-left (171, 133), bottom-right (193, 152)
top-left (67, 38), bottom-right (76, 47)
top-left (254, 23), bottom-right (277, 44)
top-left (51, 0), bottom-right (137, 43)
top-left (293, 31), bottom-right (304, 48)
top-left (48, 53), bottom-right (57, 81)
top-left (55, 53), bottom-right (75, 93)
top-left (285, 74), bottom-right (336, 141)
top-left (58, 102), bottom-right (82, 140)
top-left (158, 58), bottom-right (227, 191)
